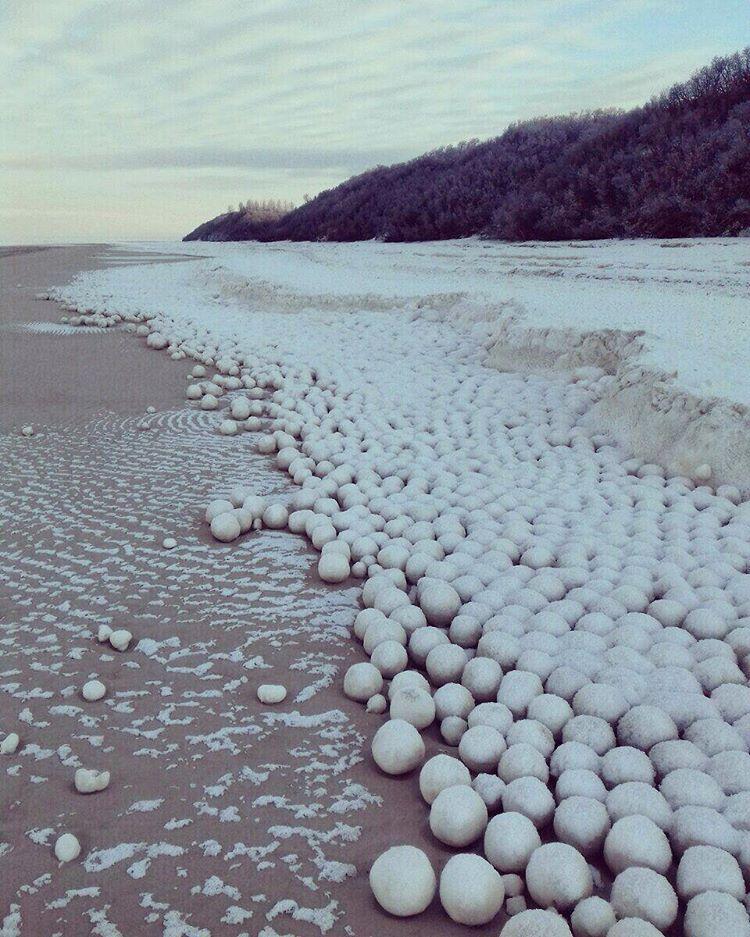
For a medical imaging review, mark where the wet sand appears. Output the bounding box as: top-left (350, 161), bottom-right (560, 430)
top-left (0, 246), bottom-right (482, 936)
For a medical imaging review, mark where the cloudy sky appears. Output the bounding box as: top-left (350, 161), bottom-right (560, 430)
top-left (1, 0), bottom-right (746, 243)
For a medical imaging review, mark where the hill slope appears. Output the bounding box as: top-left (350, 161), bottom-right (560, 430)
top-left (185, 49), bottom-right (750, 243)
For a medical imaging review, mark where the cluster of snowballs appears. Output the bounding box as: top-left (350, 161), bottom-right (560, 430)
top-left (62, 288), bottom-right (750, 935)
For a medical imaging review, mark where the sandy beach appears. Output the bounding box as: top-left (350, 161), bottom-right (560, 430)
top-left (0, 245), bottom-right (482, 937)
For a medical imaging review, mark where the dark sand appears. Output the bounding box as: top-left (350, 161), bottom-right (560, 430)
top-left (0, 246), bottom-right (485, 936)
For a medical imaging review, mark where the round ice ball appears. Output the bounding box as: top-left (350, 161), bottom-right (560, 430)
top-left (525, 842), bottom-right (593, 911)
top-left (458, 725), bottom-right (506, 773)
top-left (419, 753), bottom-right (471, 804)
top-left (210, 513), bottom-right (241, 542)
top-left (318, 552), bottom-right (350, 583)
top-left (205, 498), bottom-right (234, 522)
top-left (418, 579), bottom-right (461, 627)
top-left (610, 866), bottom-right (678, 931)
top-left (603, 815), bottom-right (672, 875)
top-left (369, 845), bottom-right (436, 917)
top-left (429, 784), bottom-right (488, 847)
top-left (569, 896), bottom-right (615, 937)
top-left (81, 680), bottom-right (106, 702)
top-left (390, 687), bottom-right (435, 730)
top-left (439, 853), bottom-right (504, 926)
top-left (343, 662), bottom-right (383, 702)
top-left (684, 891), bottom-right (750, 937)
top-left (370, 640), bottom-right (408, 678)
top-left (553, 796), bottom-right (610, 856)
top-left (676, 845), bottom-right (745, 900)
top-left (499, 909), bottom-right (573, 936)
top-left (262, 503), bottom-right (288, 529)
top-left (371, 719), bottom-right (425, 775)
top-left (54, 833), bottom-right (81, 863)
top-left (484, 812), bottom-right (541, 873)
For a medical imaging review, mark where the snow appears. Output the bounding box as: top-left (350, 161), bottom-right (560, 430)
top-left (45, 237), bottom-right (750, 931)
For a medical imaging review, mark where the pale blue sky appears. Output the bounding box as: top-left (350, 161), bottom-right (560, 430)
top-left (1, 0), bottom-right (747, 243)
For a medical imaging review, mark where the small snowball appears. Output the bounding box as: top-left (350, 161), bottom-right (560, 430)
top-left (474, 773), bottom-right (506, 812)
top-left (429, 784), bottom-right (488, 847)
top-left (318, 552), bottom-right (350, 583)
top-left (54, 833), bottom-right (81, 863)
top-left (369, 845), bottom-right (436, 917)
top-left (1, 733), bottom-right (20, 755)
top-left (262, 503), bottom-right (288, 529)
top-left (553, 797), bottom-right (610, 856)
top-left (74, 768), bottom-right (110, 794)
top-left (366, 693), bottom-right (387, 714)
top-left (372, 719), bottom-right (425, 775)
top-left (617, 706), bottom-right (678, 750)
top-left (108, 629), bottom-right (132, 652)
top-left (162, 537), bottom-right (177, 550)
top-left (502, 776), bottom-right (555, 827)
top-left (441, 715), bottom-right (469, 746)
top-left (439, 853), bottom-right (505, 926)
top-left (525, 842), bottom-right (593, 911)
top-left (370, 640), bottom-right (408, 678)
top-left (81, 680), bottom-right (106, 702)
top-left (459, 725), bottom-right (506, 773)
top-left (257, 684), bottom-right (287, 704)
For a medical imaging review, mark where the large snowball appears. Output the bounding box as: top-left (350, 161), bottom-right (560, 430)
top-left (390, 687), bottom-right (435, 730)
top-left (419, 753), bottom-right (471, 804)
top-left (418, 579), bottom-right (461, 626)
top-left (499, 909), bottom-right (573, 936)
top-left (343, 662), bottom-right (383, 702)
top-left (684, 891), bottom-right (750, 937)
top-left (484, 812), bottom-right (541, 872)
top-left (610, 866), bottom-right (678, 931)
top-left (603, 815), bottom-right (672, 874)
top-left (429, 784), bottom-right (488, 847)
top-left (439, 853), bottom-right (504, 926)
top-left (371, 719), bottom-right (425, 775)
top-left (369, 845), bottom-right (436, 917)
top-left (525, 842), bottom-right (593, 911)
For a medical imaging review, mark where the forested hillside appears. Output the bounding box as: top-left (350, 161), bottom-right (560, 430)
top-left (185, 50), bottom-right (750, 242)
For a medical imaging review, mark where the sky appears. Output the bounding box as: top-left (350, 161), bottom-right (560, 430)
top-left (1, 0), bottom-right (747, 244)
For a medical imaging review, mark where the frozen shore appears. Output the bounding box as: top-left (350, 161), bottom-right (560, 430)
top-left (42, 239), bottom-right (750, 936)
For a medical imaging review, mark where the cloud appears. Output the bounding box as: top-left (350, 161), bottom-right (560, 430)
top-left (1, 0), bottom-right (746, 242)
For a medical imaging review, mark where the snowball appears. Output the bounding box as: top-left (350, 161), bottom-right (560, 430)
top-left (371, 719), bottom-right (425, 775)
top-left (433, 682), bottom-right (475, 721)
top-left (388, 669), bottom-right (431, 699)
top-left (218, 418), bottom-right (238, 436)
top-left (660, 768), bottom-right (725, 811)
top-left (418, 579), bottom-right (461, 626)
top-left (498, 670), bottom-right (543, 717)
top-left (570, 896), bottom-right (615, 937)
top-left (484, 812), bottom-right (541, 873)
top-left (502, 776), bottom-right (555, 827)
top-left (553, 797), bottom-right (610, 856)
top-left (498, 743), bottom-right (548, 784)
top-left (556, 769), bottom-right (607, 803)
top-left (369, 845), bottom-right (436, 917)
top-left (162, 537), bottom-right (177, 550)
top-left (601, 746), bottom-right (655, 787)
top-left (684, 891), bottom-right (750, 937)
top-left (469, 701), bottom-right (514, 734)
top-left (1, 733), bottom-right (20, 755)
top-left (610, 867), bottom-right (678, 931)
top-left (429, 784), bottom-right (488, 847)
top-left (74, 768), bottom-right (110, 794)
top-left (390, 687), bottom-right (435, 730)
top-left (671, 805), bottom-right (740, 855)
top-left (676, 845), bottom-right (745, 900)
top-left (370, 640), bottom-right (408, 677)
top-left (527, 693), bottom-right (573, 737)
top-left (108, 629), bottom-right (132, 651)
top-left (425, 643), bottom-right (468, 686)
top-left (54, 833), bottom-right (81, 863)
top-left (257, 684), bottom-right (287, 704)
top-left (459, 725), bottom-right (507, 773)
top-left (617, 706), bottom-right (678, 750)
top-left (605, 782), bottom-right (672, 831)
top-left (318, 552), bottom-right (350, 583)
top-left (603, 815), bottom-right (672, 874)
top-left (262, 503), bottom-right (288, 529)
top-left (419, 753), bottom-right (471, 804)
top-left (439, 853), bottom-right (505, 926)
top-left (605, 921), bottom-right (663, 937)
top-left (367, 694), bottom-right (387, 714)
top-left (409, 626), bottom-right (450, 666)
top-left (210, 512), bottom-right (241, 542)
top-left (343, 662), bottom-right (383, 702)
top-left (81, 680), bottom-right (106, 702)
top-left (474, 773), bottom-right (506, 812)
top-left (441, 716), bottom-right (469, 746)
top-left (499, 910), bottom-right (573, 937)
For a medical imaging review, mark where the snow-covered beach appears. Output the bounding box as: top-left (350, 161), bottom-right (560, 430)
top-left (4, 238), bottom-right (750, 935)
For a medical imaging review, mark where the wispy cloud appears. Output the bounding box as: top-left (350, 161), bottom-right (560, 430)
top-left (1, 0), bottom-right (745, 242)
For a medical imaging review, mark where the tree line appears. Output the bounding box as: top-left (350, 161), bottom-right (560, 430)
top-left (184, 50), bottom-right (750, 243)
